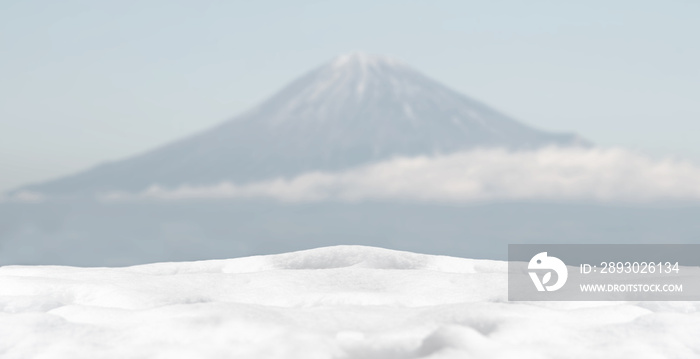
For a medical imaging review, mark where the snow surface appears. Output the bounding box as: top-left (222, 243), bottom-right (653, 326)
top-left (1, 246), bottom-right (699, 358)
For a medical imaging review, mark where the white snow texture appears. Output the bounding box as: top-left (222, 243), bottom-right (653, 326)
top-left (1, 246), bottom-right (699, 359)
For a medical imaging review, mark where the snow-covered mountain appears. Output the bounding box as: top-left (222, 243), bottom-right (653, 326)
top-left (20, 52), bottom-right (588, 195)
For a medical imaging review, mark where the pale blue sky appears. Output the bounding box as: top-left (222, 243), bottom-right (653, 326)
top-left (1, 0), bottom-right (699, 192)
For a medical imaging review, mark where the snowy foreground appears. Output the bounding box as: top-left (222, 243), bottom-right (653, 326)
top-left (1, 246), bottom-right (699, 359)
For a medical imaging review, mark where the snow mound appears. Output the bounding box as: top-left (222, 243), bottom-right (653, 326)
top-left (1, 246), bottom-right (699, 358)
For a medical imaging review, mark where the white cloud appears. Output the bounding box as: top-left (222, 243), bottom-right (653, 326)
top-left (101, 147), bottom-right (700, 203)
top-left (0, 190), bottom-right (46, 203)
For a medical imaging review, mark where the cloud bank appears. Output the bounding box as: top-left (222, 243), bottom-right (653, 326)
top-left (99, 147), bottom-right (700, 203)
top-left (0, 190), bottom-right (45, 203)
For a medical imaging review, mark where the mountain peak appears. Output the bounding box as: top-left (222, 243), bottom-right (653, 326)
top-left (18, 55), bottom-right (589, 195)
top-left (330, 52), bottom-right (404, 70)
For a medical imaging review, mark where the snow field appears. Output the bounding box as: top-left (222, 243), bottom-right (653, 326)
top-left (1, 245), bottom-right (699, 358)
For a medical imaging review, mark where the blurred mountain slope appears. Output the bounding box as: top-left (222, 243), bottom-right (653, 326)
top-left (18, 53), bottom-right (587, 196)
